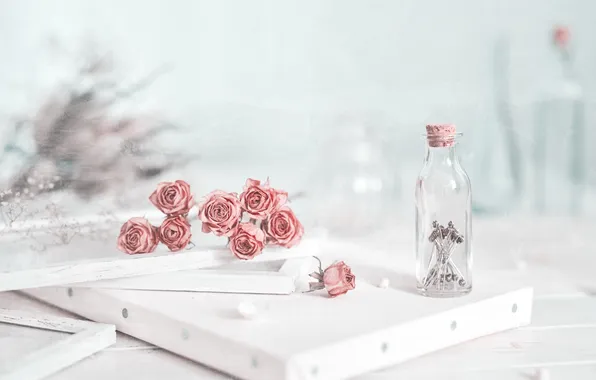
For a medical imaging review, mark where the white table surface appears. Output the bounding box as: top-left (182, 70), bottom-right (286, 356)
top-left (1, 217), bottom-right (596, 380)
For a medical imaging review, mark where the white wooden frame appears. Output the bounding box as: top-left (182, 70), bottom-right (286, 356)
top-left (66, 257), bottom-right (314, 295)
top-left (0, 240), bottom-right (318, 293)
top-left (0, 308), bottom-right (116, 380)
top-left (24, 281), bottom-right (533, 380)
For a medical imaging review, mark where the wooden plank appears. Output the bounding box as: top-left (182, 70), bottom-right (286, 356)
top-left (0, 308), bottom-right (116, 380)
top-left (0, 308), bottom-right (95, 333)
top-left (366, 298), bottom-right (596, 379)
top-left (0, 324), bottom-right (115, 380)
top-left (529, 296), bottom-right (596, 328)
top-left (0, 244), bottom-right (316, 292)
top-left (372, 363), bottom-right (596, 380)
top-left (373, 326), bottom-right (596, 378)
top-left (0, 291), bottom-right (153, 352)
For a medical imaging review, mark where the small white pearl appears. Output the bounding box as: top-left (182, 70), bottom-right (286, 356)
top-left (379, 278), bottom-right (390, 289)
top-left (237, 301), bottom-right (258, 320)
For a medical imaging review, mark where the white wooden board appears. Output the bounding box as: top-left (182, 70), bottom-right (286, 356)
top-left (0, 239), bottom-right (318, 292)
top-left (0, 308), bottom-right (116, 380)
top-left (66, 258), bottom-right (313, 295)
top-left (25, 274), bottom-right (533, 380)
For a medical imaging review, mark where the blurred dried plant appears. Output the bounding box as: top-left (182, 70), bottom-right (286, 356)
top-left (0, 41), bottom-right (191, 202)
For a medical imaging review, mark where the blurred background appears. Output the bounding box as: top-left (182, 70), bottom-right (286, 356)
top-left (0, 0), bottom-right (594, 278)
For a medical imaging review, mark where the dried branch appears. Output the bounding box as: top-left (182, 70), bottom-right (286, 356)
top-left (2, 45), bottom-right (193, 201)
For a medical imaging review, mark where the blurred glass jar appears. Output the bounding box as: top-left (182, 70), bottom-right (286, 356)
top-left (309, 120), bottom-right (400, 237)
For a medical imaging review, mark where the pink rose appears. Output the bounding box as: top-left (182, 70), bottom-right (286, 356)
top-left (158, 216), bottom-right (192, 252)
top-left (229, 223), bottom-right (265, 260)
top-left (117, 217), bottom-right (159, 254)
top-left (262, 206), bottom-right (303, 248)
top-left (553, 25), bottom-right (570, 48)
top-left (149, 180), bottom-right (195, 216)
top-left (198, 190), bottom-right (242, 236)
top-left (323, 261), bottom-right (356, 297)
top-left (239, 178), bottom-right (287, 220)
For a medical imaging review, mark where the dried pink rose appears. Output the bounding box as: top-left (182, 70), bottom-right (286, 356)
top-left (262, 206), bottom-right (303, 248)
top-left (553, 25), bottom-right (570, 48)
top-left (198, 190), bottom-right (242, 237)
top-left (158, 215), bottom-right (192, 252)
top-left (239, 178), bottom-right (287, 220)
top-left (149, 180), bottom-right (195, 216)
top-left (229, 223), bottom-right (265, 260)
top-left (323, 261), bottom-right (356, 297)
top-left (117, 217), bottom-right (159, 254)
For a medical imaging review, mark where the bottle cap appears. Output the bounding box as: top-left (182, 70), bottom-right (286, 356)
top-left (425, 124), bottom-right (456, 147)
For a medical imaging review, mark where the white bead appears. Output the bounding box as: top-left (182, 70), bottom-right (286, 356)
top-left (379, 278), bottom-right (390, 289)
top-left (237, 301), bottom-right (258, 320)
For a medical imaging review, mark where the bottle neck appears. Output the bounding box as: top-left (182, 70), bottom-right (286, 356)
top-left (424, 144), bottom-right (459, 167)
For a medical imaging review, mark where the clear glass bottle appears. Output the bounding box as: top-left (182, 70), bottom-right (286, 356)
top-left (415, 124), bottom-right (472, 297)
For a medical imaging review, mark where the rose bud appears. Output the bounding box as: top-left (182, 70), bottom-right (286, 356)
top-left (262, 206), bottom-right (303, 248)
top-left (117, 217), bottom-right (159, 254)
top-left (158, 215), bottom-right (192, 252)
top-left (198, 190), bottom-right (242, 236)
top-left (229, 223), bottom-right (266, 260)
top-left (149, 180), bottom-right (195, 216)
top-left (239, 178), bottom-right (288, 220)
top-left (553, 25), bottom-right (570, 48)
top-left (323, 261), bottom-right (356, 297)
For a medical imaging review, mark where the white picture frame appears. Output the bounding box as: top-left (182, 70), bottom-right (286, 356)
top-left (0, 308), bottom-right (116, 380)
top-left (24, 277), bottom-right (533, 380)
top-left (0, 238), bottom-right (319, 293)
top-left (65, 257), bottom-right (314, 295)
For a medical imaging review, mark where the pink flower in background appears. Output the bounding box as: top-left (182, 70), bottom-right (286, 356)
top-left (117, 217), bottom-right (159, 254)
top-left (323, 261), bottom-right (356, 297)
top-left (149, 180), bottom-right (195, 216)
top-left (263, 206), bottom-right (303, 248)
top-left (239, 178), bottom-right (287, 220)
top-left (229, 223), bottom-right (265, 260)
top-left (553, 25), bottom-right (570, 48)
top-left (198, 190), bottom-right (242, 236)
top-left (158, 216), bottom-right (192, 252)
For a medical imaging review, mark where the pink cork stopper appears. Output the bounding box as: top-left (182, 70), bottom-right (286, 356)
top-left (425, 124), bottom-right (456, 147)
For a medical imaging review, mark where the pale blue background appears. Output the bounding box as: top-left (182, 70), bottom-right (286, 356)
top-left (0, 0), bottom-right (594, 216)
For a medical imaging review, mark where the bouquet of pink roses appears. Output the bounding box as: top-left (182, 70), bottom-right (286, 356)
top-left (117, 178), bottom-right (303, 259)
top-left (198, 178), bottom-right (303, 260)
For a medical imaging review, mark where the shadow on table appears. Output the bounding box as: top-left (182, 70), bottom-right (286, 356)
top-left (351, 263), bottom-right (418, 295)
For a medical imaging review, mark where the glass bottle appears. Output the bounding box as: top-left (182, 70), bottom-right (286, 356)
top-left (415, 124), bottom-right (472, 297)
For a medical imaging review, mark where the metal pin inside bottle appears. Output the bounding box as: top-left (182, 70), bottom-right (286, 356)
top-left (423, 220), bottom-right (466, 291)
